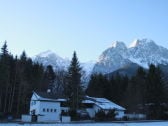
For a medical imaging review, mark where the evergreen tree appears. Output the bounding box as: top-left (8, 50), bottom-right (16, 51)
top-left (146, 64), bottom-right (165, 104)
top-left (105, 76), bottom-right (116, 101)
top-left (1, 40), bottom-right (8, 56)
top-left (52, 70), bottom-right (67, 96)
top-left (0, 41), bottom-right (11, 113)
top-left (16, 51), bottom-right (29, 116)
top-left (135, 67), bottom-right (147, 108)
top-left (31, 63), bottom-right (44, 90)
top-left (86, 74), bottom-right (98, 96)
top-left (0, 42), bottom-right (46, 117)
top-left (146, 64), bottom-right (166, 119)
top-left (124, 67), bottom-right (146, 112)
top-left (65, 51), bottom-right (84, 110)
top-left (86, 73), bottom-right (108, 98)
top-left (41, 65), bottom-right (55, 91)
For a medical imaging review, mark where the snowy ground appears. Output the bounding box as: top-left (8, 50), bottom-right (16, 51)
top-left (0, 122), bottom-right (168, 126)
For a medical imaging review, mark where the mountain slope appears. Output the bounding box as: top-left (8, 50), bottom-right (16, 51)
top-left (107, 63), bottom-right (140, 78)
top-left (33, 50), bottom-right (95, 76)
top-left (33, 50), bottom-right (70, 70)
top-left (93, 41), bottom-right (132, 74)
top-left (93, 39), bottom-right (168, 74)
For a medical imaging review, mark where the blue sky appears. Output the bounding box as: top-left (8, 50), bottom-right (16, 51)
top-left (0, 0), bottom-right (168, 62)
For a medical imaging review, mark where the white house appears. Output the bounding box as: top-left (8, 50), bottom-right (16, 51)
top-left (82, 96), bottom-right (126, 119)
top-left (29, 91), bottom-right (126, 122)
top-left (30, 91), bottom-right (68, 122)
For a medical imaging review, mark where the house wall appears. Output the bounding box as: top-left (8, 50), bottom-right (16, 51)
top-left (30, 94), bottom-right (61, 122)
top-left (30, 93), bottom-right (41, 115)
top-left (93, 105), bottom-right (109, 114)
top-left (30, 100), bottom-right (41, 115)
top-left (86, 108), bottom-right (95, 118)
top-left (38, 101), bottom-right (61, 122)
top-left (125, 113), bottom-right (146, 120)
top-left (92, 104), bottom-right (125, 119)
top-left (93, 104), bottom-right (100, 113)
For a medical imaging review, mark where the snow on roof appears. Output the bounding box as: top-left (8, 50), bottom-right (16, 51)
top-left (33, 91), bottom-right (67, 102)
top-left (33, 92), bottom-right (125, 110)
top-left (82, 99), bottom-right (95, 104)
top-left (57, 99), bottom-right (67, 102)
top-left (86, 96), bottom-right (126, 111)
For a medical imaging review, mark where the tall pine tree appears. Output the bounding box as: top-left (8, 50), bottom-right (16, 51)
top-left (41, 65), bottom-right (55, 92)
top-left (65, 51), bottom-right (84, 111)
top-left (0, 41), bottom-right (12, 113)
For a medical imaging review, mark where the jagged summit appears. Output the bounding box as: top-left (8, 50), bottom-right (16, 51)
top-left (93, 39), bottom-right (168, 74)
top-left (33, 39), bottom-right (168, 77)
top-left (111, 41), bottom-right (126, 48)
top-left (129, 39), bottom-right (139, 48)
top-left (33, 50), bottom-right (95, 76)
top-left (34, 50), bottom-right (69, 70)
top-left (37, 50), bottom-right (54, 57)
top-left (36, 50), bottom-right (61, 58)
top-left (129, 39), bottom-right (155, 48)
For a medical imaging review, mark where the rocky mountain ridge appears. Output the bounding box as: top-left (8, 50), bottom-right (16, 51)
top-left (33, 50), bottom-right (95, 77)
top-left (93, 39), bottom-right (168, 74)
top-left (33, 39), bottom-right (168, 77)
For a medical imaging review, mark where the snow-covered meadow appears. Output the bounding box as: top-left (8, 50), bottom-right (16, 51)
top-left (1, 122), bottom-right (168, 126)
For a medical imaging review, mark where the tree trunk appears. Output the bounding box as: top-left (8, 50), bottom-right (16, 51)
top-left (3, 83), bottom-right (9, 113)
top-left (9, 84), bottom-right (15, 112)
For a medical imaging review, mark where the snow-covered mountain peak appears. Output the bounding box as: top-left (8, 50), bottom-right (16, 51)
top-left (33, 51), bottom-right (95, 78)
top-left (36, 50), bottom-right (60, 58)
top-left (33, 50), bottom-right (70, 71)
top-left (129, 39), bottom-right (139, 48)
top-left (129, 39), bottom-right (155, 48)
top-left (93, 39), bottom-right (168, 74)
top-left (111, 41), bottom-right (126, 49)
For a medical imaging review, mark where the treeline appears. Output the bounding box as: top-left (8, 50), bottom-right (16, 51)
top-left (0, 42), bottom-right (84, 118)
top-left (0, 42), bottom-right (58, 118)
top-left (86, 65), bottom-right (168, 119)
top-left (1, 41), bottom-right (168, 120)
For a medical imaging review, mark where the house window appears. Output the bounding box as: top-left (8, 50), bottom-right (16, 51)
top-left (31, 110), bottom-right (35, 115)
top-left (31, 101), bottom-right (36, 106)
top-left (47, 108), bottom-right (49, 112)
top-left (54, 109), bottom-right (56, 112)
top-left (43, 108), bottom-right (45, 112)
top-left (51, 109), bottom-right (53, 112)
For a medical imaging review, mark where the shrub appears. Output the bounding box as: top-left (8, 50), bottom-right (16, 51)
top-left (95, 110), bottom-right (106, 121)
top-left (68, 109), bottom-right (79, 121)
top-left (122, 116), bottom-right (129, 121)
top-left (61, 111), bottom-right (69, 116)
top-left (106, 109), bottom-right (117, 121)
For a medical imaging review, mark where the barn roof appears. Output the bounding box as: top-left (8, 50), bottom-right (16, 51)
top-left (85, 96), bottom-right (126, 111)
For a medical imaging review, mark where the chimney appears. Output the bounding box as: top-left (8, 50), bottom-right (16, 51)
top-left (47, 89), bottom-right (51, 93)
